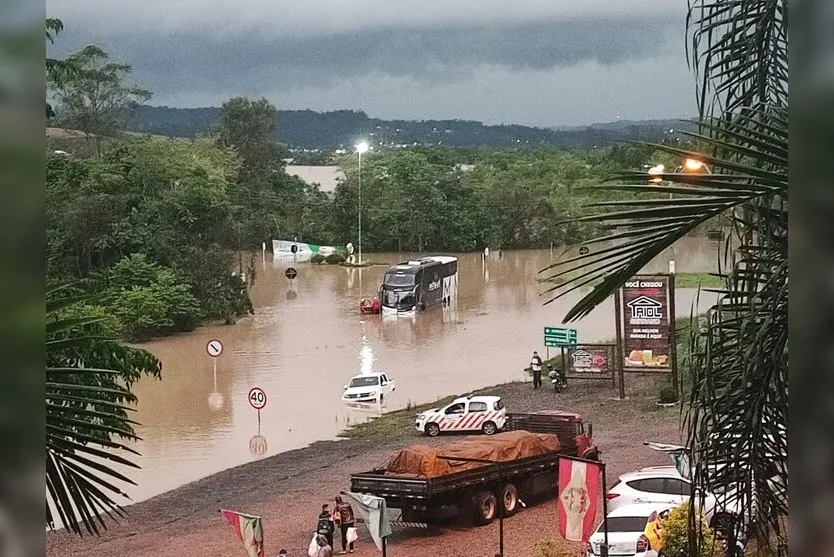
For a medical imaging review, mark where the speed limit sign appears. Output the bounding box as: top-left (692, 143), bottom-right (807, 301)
top-left (247, 387), bottom-right (267, 410)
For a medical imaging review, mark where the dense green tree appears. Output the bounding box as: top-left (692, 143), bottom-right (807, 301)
top-left (47, 45), bottom-right (151, 152)
top-left (217, 97), bottom-right (284, 185)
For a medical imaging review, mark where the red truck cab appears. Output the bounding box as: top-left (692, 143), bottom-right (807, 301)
top-left (503, 410), bottom-right (599, 461)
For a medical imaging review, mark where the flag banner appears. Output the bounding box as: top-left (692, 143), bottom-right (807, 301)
top-left (557, 457), bottom-right (601, 542)
top-left (344, 492), bottom-right (392, 551)
top-left (219, 509), bottom-right (264, 557)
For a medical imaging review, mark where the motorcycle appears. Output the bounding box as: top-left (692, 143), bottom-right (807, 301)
top-left (549, 369), bottom-right (567, 392)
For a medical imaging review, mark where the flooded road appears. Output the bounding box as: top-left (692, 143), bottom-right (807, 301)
top-left (124, 240), bottom-right (721, 503)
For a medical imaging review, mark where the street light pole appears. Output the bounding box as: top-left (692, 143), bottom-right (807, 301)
top-left (356, 141), bottom-right (369, 265)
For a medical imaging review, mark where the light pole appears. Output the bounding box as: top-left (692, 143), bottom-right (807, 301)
top-left (356, 141), bottom-right (369, 265)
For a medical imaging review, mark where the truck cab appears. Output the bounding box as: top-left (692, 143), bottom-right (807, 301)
top-left (504, 410), bottom-right (598, 460)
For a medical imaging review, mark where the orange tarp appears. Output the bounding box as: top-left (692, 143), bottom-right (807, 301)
top-left (384, 431), bottom-right (560, 478)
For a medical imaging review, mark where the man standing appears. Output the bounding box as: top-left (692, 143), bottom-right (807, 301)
top-left (530, 351), bottom-right (543, 389)
top-left (334, 495), bottom-right (356, 554)
top-left (316, 504), bottom-right (335, 550)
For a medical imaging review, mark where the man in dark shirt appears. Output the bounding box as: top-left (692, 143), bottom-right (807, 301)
top-left (334, 495), bottom-right (356, 554)
top-left (316, 504), bottom-right (335, 550)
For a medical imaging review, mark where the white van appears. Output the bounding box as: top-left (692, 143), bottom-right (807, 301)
top-left (415, 395), bottom-right (506, 436)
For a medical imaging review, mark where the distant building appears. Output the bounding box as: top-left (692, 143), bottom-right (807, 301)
top-left (284, 165), bottom-right (345, 195)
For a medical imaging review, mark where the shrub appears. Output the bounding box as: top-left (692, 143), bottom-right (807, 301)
top-left (325, 253), bottom-right (346, 264)
top-left (658, 502), bottom-right (715, 557)
top-left (532, 540), bottom-right (562, 557)
top-left (310, 253), bottom-right (326, 264)
top-left (103, 254), bottom-right (201, 341)
top-left (658, 385), bottom-right (679, 404)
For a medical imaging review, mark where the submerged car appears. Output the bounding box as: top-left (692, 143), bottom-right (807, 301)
top-left (341, 372), bottom-right (395, 404)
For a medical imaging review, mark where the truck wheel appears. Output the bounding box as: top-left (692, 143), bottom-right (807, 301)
top-left (501, 483), bottom-right (519, 516)
top-left (482, 421), bottom-right (497, 435)
top-left (472, 490), bottom-right (498, 525)
top-left (425, 423), bottom-right (440, 437)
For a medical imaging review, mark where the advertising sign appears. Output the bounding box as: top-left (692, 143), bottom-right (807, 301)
top-left (566, 345), bottom-right (611, 375)
top-left (620, 275), bottom-right (671, 370)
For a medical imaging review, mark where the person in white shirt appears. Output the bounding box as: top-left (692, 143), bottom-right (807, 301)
top-left (530, 351), bottom-right (543, 389)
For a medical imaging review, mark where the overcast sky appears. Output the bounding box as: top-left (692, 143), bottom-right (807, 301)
top-left (46, 0), bottom-right (697, 127)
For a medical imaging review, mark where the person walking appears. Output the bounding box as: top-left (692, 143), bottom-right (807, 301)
top-left (334, 495), bottom-right (356, 554)
top-left (530, 351), bottom-right (543, 389)
top-left (316, 504), bottom-right (335, 550)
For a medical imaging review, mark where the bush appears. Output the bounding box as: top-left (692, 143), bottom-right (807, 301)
top-left (310, 253), bottom-right (326, 264)
top-left (658, 502), bottom-right (715, 557)
top-left (532, 540), bottom-right (562, 557)
top-left (325, 253), bottom-right (346, 264)
top-left (658, 385), bottom-right (679, 404)
top-left (103, 254), bottom-right (201, 341)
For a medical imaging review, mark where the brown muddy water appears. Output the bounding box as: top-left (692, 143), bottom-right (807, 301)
top-left (117, 240), bottom-right (721, 504)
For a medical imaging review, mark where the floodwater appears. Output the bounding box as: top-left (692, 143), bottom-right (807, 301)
top-left (121, 239), bottom-right (722, 504)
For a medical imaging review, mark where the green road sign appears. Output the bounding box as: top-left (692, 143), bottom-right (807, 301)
top-left (544, 327), bottom-right (578, 347)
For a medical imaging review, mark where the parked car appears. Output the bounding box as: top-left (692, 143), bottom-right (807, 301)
top-left (341, 372), bottom-right (395, 404)
top-left (606, 465), bottom-right (738, 533)
top-left (415, 395), bottom-right (506, 436)
top-left (585, 503), bottom-right (671, 557)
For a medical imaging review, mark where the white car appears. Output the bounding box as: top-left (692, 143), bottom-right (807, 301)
top-left (606, 465), bottom-right (738, 532)
top-left (341, 372), bottom-right (395, 404)
top-left (415, 395), bottom-right (506, 437)
top-left (585, 503), bottom-right (670, 557)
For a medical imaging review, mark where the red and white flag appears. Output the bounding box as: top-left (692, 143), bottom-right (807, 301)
top-left (219, 509), bottom-right (264, 557)
top-left (557, 457), bottom-right (601, 542)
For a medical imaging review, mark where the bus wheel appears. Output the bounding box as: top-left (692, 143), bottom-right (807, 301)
top-left (425, 423), bottom-right (440, 437)
top-left (501, 483), bottom-right (519, 516)
top-left (473, 490), bottom-right (497, 525)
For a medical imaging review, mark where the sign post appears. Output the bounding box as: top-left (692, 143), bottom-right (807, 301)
top-left (247, 387), bottom-right (267, 428)
top-left (544, 327), bottom-right (577, 368)
top-left (206, 339), bottom-right (224, 399)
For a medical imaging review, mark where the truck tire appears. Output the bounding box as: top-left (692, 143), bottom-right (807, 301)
top-left (472, 490), bottom-right (498, 525)
top-left (482, 421), bottom-right (497, 435)
top-left (425, 423), bottom-right (440, 437)
top-left (501, 483), bottom-right (519, 516)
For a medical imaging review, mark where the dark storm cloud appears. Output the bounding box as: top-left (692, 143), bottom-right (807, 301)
top-left (50, 17), bottom-right (682, 101)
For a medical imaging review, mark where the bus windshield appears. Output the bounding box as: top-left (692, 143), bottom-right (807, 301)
top-left (384, 273), bottom-right (415, 287)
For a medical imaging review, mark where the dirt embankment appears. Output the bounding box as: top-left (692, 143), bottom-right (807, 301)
top-left (46, 376), bottom-right (679, 557)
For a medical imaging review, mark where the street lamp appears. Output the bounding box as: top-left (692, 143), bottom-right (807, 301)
top-left (356, 141), bottom-right (369, 265)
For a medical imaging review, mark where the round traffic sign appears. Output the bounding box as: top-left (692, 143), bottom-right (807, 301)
top-left (206, 339), bottom-right (224, 357)
top-left (249, 434), bottom-right (268, 456)
top-left (290, 244), bottom-right (298, 254)
top-left (285, 267), bottom-right (298, 280)
top-left (248, 387), bottom-right (267, 410)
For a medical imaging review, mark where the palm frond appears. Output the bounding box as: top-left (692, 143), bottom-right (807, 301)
top-left (537, 111), bottom-right (786, 322)
top-left (46, 288), bottom-right (162, 536)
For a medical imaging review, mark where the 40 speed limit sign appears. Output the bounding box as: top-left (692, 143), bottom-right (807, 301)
top-left (247, 387), bottom-right (267, 410)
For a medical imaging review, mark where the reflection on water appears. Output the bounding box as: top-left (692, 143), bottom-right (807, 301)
top-left (117, 239), bottom-right (721, 504)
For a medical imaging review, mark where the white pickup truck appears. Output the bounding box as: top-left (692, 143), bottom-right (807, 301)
top-left (341, 372), bottom-right (396, 404)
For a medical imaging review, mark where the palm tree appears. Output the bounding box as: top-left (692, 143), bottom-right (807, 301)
top-left (539, 0), bottom-right (787, 553)
top-left (46, 285), bottom-right (161, 535)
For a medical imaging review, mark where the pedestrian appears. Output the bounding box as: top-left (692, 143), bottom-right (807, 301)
top-left (310, 534), bottom-right (333, 557)
top-left (530, 351), bottom-right (543, 389)
top-left (334, 495), bottom-right (356, 554)
top-left (316, 504), bottom-right (335, 550)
